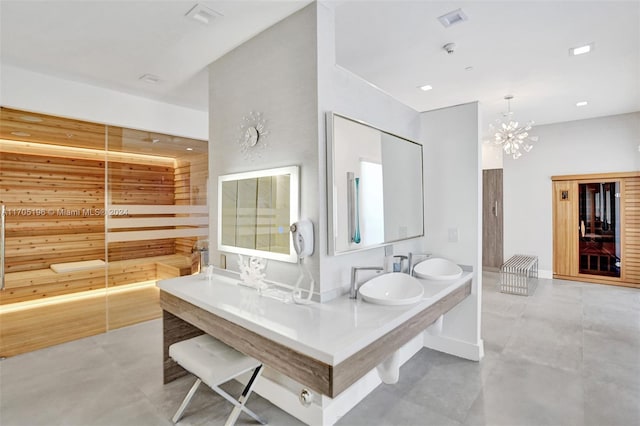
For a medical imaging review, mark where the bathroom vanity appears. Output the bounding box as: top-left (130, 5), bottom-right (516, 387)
top-left (158, 270), bottom-right (471, 422)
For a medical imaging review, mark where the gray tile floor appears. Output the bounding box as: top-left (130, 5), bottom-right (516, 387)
top-left (1, 272), bottom-right (639, 426)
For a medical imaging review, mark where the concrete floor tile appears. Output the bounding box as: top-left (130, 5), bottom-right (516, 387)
top-left (584, 379), bottom-right (640, 426)
top-left (463, 357), bottom-right (583, 426)
top-left (503, 315), bottom-right (583, 373)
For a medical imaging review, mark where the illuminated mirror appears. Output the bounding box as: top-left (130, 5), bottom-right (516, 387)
top-left (218, 166), bottom-right (299, 263)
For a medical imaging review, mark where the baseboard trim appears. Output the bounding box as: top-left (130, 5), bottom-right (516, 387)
top-left (423, 334), bottom-right (484, 361)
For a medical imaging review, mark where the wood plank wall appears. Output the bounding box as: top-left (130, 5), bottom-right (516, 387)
top-left (0, 151), bottom-right (179, 273)
top-left (107, 160), bottom-right (176, 260)
top-left (1, 152), bottom-right (106, 273)
top-left (623, 177), bottom-right (640, 284)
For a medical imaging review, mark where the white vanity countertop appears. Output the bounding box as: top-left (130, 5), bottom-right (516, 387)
top-left (157, 271), bottom-right (472, 366)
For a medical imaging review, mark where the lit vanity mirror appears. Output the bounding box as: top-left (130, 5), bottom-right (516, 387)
top-left (327, 113), bottom-right (424, 255)
top-left (218, 166), bottom-right (299, 263)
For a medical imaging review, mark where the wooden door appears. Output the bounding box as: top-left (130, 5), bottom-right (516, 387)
top-left (553, 180), bottom-right (578, 277)
top-left (483, 169), bottom-right (503, 269)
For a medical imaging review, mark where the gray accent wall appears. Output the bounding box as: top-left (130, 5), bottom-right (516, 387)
top-left (209, 4), bottom-right (320, 287)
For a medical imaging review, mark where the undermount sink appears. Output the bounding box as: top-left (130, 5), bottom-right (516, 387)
top-left (358, 273), bottom-right (424, 305)
top-left (413, 257), bottom-right (463, 280)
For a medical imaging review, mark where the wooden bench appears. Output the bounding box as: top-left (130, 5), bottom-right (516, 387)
top-left (0, 254), bottom-right (198, 305)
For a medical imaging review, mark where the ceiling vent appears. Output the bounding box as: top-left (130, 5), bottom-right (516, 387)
top-left (437, 9), bottom-right (468, 28)
top-left (185, 4), bottom-right (222, 25)
top-left (139, 74), bottom-right (160, 84)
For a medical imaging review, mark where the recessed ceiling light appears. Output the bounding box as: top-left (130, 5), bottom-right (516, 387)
top-left (576, 101), bottom-right (588, 107)
top-left (185, 4), bottom-right (222, 25)
top-left (569, 43), bottom-right (594, 56)
top-left (139, 74), bottom-right (160, 84)
top-left (11, 131), bottom-right (31, 137)
top-left (419, 84), bottom-right (433, 91)
top-left (186, 147), bottom-right (193, 151)
top-left (437, 8), bottom-right (468, 28)
top-left (19, 115), bottom-right (43, 123)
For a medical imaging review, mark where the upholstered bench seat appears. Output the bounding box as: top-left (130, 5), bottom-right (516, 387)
top-left (169, 334), bottom-right (266, 425)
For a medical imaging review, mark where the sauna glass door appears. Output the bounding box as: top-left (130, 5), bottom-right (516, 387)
top-left (105, 127), bottom-right (208, 330)
top-left (578, 182), bottom-right (621, 278)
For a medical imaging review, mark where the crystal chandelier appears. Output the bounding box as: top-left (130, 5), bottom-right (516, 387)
top-left (488, 95), bottom-right (538, 159)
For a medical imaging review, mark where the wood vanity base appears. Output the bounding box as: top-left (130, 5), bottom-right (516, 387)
top-left (160, 280), bottom-right (471, 398)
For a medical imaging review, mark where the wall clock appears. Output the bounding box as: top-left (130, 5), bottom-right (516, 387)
top-left (238, 111), bottom-right (269, 160)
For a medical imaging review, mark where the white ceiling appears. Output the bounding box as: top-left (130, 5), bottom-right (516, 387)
top-left (1, 0), bottom-right (639, 129)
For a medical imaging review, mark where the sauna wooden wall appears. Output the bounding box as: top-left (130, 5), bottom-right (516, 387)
top-left (107, 160), bottom-right (177, 261)
top-left (0, 152), bottom-right (178, 272)
top-left (1, 152), bottom-right (106, 273)
top-left (623, 177), bottom-right (640, 284)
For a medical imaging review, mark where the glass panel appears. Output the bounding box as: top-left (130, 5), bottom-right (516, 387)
top-left (0, 107), bottom-right (107, 357)
top-left (105, 126), bottom-right (208, 330)
top-left (578, 182), bottom-right (621, 278)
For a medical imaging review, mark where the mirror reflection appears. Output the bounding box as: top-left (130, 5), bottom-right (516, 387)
top-left (218, 166), bottom-right (299, 263)
top-left (327, 113), bottom-right (424, 255)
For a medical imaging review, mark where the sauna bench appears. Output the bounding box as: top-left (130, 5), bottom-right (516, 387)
top-left (158, 271), bottom-right (472, 398)
top-left (1, 254), bottom-right (195, 304)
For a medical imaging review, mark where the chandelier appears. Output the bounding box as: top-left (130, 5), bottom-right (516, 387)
top-left (488, 95), bottom-right (538, 159)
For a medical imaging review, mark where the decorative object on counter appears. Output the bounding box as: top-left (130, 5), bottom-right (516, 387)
top-left (237, 255), bottom-right (268, 290)
top-left (238, 111), bottom-right (269, 161)
top-left (205, 264), bottom-right (214, 279)
top-left (487, 95), bottom-right (538, 159)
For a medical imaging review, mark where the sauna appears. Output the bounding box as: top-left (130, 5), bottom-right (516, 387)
top-left (0, 107), bottom-right (208, 356)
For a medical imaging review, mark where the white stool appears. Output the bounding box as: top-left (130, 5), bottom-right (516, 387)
top-left (169, 334), bottom-right (267, 425)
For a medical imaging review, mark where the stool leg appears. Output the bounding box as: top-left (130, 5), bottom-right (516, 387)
top-left (223, 365), bottom-right (266, 426)
top-left (172, 378), bottom-right (202, 423)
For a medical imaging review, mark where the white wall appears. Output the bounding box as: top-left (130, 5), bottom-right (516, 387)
top-left (316, 2), bottom-right (424, 299)
top-left (420, 102), bottom-right (484, 360)
top-left (504, 112), bottom-right (640, 276)
top-left (0, 64), bottom-right (208, 139)
top-left (482, 143), bottom-right (503, 170)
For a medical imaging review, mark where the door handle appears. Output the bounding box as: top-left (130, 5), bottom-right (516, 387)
top-left (494, 201), bottom-right (498, 217)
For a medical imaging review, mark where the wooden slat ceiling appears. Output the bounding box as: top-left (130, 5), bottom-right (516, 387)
top-left (0, 107), bottom-right (207, 158)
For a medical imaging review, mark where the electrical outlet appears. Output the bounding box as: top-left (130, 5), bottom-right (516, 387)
top-left (448, 228), bottom-right (459, 243)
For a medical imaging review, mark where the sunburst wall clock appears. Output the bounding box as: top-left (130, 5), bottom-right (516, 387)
top-left (238, 111), bottom-right (269, 160)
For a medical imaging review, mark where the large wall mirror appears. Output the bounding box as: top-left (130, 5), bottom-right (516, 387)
top-left (218, 166), bottom-right (299, 263)
top-left (327, 112), bottom-right (424, 255)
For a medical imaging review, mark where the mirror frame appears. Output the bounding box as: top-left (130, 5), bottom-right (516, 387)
top-left (217, 166), bottom-right (300, 263)
top-left (326, 112), bottom-right (425, 255)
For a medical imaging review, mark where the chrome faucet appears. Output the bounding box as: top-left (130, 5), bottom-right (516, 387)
top-left (350, 266), bottom-right (383, 299)
top-left (408, 252), bottom-right (432, 276)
